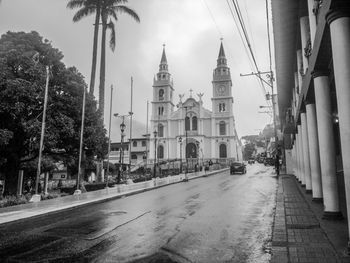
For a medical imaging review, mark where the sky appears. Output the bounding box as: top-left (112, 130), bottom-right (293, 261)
top-left (0, 0), bottom-right (273, 142)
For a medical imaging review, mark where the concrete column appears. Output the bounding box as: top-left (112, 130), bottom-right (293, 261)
top-left (300, 16), bottom-right (310, 73)
top-left (296, 50), bottom-right (303, 91)
top-left (313, 72), bottom-right (341, 218)
top-left (297, 125), bottom-right (305, 185)
top-left (327, 11), bottom-right (350, 222)
top-left (306, 103), bottom-right (323, 201)
top-left (17, 170), bottom-right (24, 196)
top-left (292, 145), bottom-right (296, 179)
top-left (307, 0), bottom-right (317, 45)
top-left (301, 112), bottom-right (312, 192)
top-left (295, 136), bottom-right (300, 181)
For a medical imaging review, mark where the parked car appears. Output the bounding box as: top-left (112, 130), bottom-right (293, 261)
top-left (248, 158), bottom-right (255, 164)
top-left (264, 157), bottom-right (274, 166)
top-left (230, 162), bottom-right (247, 174)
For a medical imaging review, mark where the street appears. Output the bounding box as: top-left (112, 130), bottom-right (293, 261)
top-left (0, 164), bottom-right (277, 263)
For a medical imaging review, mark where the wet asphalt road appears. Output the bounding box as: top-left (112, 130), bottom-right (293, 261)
top-left (0, 164), bottom-right (277, 263)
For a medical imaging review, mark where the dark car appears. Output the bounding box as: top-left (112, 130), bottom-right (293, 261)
top-left (248, 158), bottom-right (255, 164)
top-left (264, 157), bottom-right (274, 166)
top-left (230, 162), bottom-right (246, 174)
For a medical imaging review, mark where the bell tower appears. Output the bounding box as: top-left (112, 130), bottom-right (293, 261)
top-left (211, 41), bottom-right (237, 159)
top-left (212, 41), bottom-right (233, 115)
top-left (151, 45), bottom-right (174, 121)
top-left (150, 45), bottom-right (174, 161)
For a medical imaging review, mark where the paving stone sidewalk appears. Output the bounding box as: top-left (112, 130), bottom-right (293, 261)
top-left (271, 174), bottom-right (340, 263)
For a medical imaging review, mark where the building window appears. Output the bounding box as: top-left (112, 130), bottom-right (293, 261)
top-left (192, 116), bottom-right (198, 131)
top-left (159, 89), bottom-right (164, 100)
top-left (158, 106), bottom-right (164, 115)
top-left (219, 103), bottom-right (226, 112)
top-left (185, 116), bottom-right (190, 131)
top-left (158, 123), bottom-right (164, 137)
top-left (142, 140), bottom-right (146, 147)
top-left (157, 145), bottom-right (164, 159)
top-left (219, 144), bottom-right (227, 158)
top-left (219, 121), bottom-right (226, 135)
top-left (133, 141), bottom-right (137, 147)
top-left (131, 154), bottom-right (137, 159)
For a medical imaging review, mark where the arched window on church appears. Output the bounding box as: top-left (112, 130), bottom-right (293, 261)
top-left (157, 145), bottom-right (164, 159)
top-left (158, 123), bottom-right (164, 137)
top-left (185, 116), bottom-right (190, 131)
top-left (159, 89), bottom-right (164, 100)
top-left (219, 121), bottom-right (226, 135)
top-left (219, 144), bottom-right (227, 158)
top-left (192, 116), bottom-right (197, 131)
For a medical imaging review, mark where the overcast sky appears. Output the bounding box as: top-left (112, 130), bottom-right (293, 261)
top-left (0, 0), bottom-right (273, 142)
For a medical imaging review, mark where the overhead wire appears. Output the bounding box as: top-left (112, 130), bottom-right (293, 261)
top-left (226, 0), bottom-right (269, 101)
top-left (201, 0), bottom-right (223, 38)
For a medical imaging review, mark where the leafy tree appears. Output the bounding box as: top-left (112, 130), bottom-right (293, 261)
top-left (99, 0), bottom-right (140, 118)
top-left (67, 0), bottom-right (101, 96)
top-left (0, 31), bottom-right (108, 195)
top-left (243, 142), bottom-right (256, 160)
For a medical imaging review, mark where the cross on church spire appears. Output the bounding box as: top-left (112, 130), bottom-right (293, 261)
top-left (189, 89), bottom-right (193, 98)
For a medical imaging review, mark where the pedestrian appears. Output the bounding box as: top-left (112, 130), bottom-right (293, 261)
top-left (275, 154), bottom-right (280, 176)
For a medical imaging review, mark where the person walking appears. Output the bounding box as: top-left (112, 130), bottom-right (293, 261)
top-left (275, 154), bottom-right (280, 176)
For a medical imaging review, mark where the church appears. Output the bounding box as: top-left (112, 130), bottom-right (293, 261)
top-left (148, 42), bottom-right (243, 167)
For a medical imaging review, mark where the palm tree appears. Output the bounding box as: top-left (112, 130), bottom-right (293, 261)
top-left (67, 0), bottom-right (101, 96)
top-left (98, 0), bottom-right (140, 120)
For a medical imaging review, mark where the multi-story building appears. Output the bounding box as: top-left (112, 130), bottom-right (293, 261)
top-left (148, 42), bottom-right (243, 167)
top-left (271, 0), bottom-right (350, 247)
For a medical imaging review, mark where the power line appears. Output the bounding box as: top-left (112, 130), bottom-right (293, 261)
top-left (226, 0), bottom-right (269, 100)
top-left (201, 0), bottom-right (223, 38)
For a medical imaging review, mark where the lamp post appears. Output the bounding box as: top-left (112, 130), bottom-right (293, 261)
top-left (114, 113), bottom-right (132, 183)
top-left (153, 130), bottom-right (158, 178)
top-left (184, 105), bottom-right (193, 181)
top-left (196, 141), bottom-right (200, 167)
top-left (178, 136), bottom-right (182, 173)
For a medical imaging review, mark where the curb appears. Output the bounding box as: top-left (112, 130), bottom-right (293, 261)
top-left (0, 168), bottom-right (229, 227)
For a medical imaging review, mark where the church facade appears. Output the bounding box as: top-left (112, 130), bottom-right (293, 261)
top-left (149, 42), bottom-right (242, 166)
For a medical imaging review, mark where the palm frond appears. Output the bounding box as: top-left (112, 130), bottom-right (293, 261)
top-left (73, 6), bottom-right (97, 22)
top-left (106, 9), bottom-right (118, 21)
top-left (111, 5), bottom-right (140, 23)
top-left (67, 0), bottom-right (86, 9)
top-left (107, 20), bottom-right (116, 51)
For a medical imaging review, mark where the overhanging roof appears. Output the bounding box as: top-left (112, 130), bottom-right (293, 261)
top-left (271, 0), bottom-right (300, 125)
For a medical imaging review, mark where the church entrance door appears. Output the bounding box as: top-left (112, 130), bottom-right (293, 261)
top-left (186, 143), bottom-right (197, 159)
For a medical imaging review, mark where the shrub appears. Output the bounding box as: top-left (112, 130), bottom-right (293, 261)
top-left (0, 195), bottom-right (28, 208)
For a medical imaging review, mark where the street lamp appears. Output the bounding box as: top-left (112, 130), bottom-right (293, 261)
top-left (178, 136), bottom-right (182, 173)
top-left (153, 130), bottom-right (158, 178)
top-left (114, 113), bottom-right (132, 183)
top-left (196, 141), bottom-right (200, 167)
top-left (184, 105), bottom-right (193, 181)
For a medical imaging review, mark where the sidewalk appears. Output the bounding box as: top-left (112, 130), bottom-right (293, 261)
top-left (0, 168), bottom-right (227, 226)
top-left (271, 174), bottom-right (350, 263)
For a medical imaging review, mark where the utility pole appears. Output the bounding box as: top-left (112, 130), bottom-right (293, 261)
top-left (129, 77), bottom-right (133, 176)
top-left (106, 85), bottom-right (113, 189)
top-left (32, 66), bottom-right (50, 202)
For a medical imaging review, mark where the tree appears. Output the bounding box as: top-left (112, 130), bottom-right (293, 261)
top-left (67, 0), bottom-right (101, 96)
top-left (243, 142), bottom-right (256, 160)
top-left (98, 0), bottom-right (140, 120)
top-left (0, 31), bottom-right (108, 195)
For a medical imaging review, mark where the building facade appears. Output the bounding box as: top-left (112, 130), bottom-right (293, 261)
top-left (271, 0), bottom-right (350, 247)
top-left (148, 42), bottom-right (242, 166)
